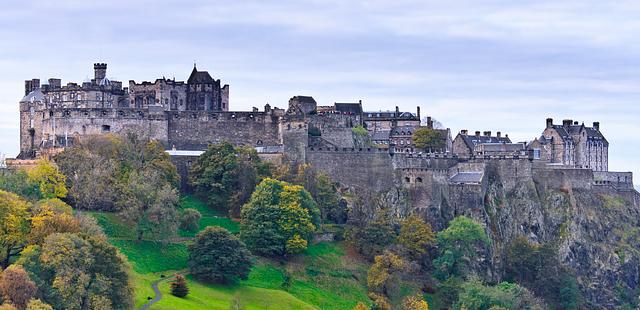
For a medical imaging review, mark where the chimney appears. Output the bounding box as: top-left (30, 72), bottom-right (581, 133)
top-left (417, 106), bottom-right (421, 120)
top-left (48, 78), bottom-right (61, 89)
top-left (483, 131), bottom-right (491, 136)
top-left (562, 119), bottom-right (572, 128)
top-left (475, 131), bottom-right (481, 137)
top-left (427, 116), bottom-right (433, 129)
top-left (496, 131), bottom-right (501, 138)
top-left (94, 63), bottom-right (107, 81)
top-left (573, 121), bottom-right (579, 125)
top-left (395, 106), bottom-right (399, 116)
top-left (461, 129), bottom-right (468, 135)
top-left (264, 103), bottom-right (271, 112)
top-left (546, 118), bottom-right (553, 129)
top-left (24, 79), bottom-right (40, 96)
top-left (593, 122), bottom-right (600, 131)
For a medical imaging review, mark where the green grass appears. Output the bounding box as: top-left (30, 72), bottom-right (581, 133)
top-left (90, 196), bottom-right (370, 309)
top-left (87, 211), bottom-right (136, 239)
top-left (109, 239), bottom-right (188, 273)
top-left (155, 275), bottom-right (314, 310)
top-left (178, 195), bottom-right (240, 237)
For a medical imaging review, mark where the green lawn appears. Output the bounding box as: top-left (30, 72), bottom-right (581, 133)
top-left (90, 196), bottom-right (370, 310)
top-left (178, 195), bottom-right (240, 237)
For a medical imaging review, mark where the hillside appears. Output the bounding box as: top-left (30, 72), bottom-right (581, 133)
top-left (90, 196), bottom-right (371, 310)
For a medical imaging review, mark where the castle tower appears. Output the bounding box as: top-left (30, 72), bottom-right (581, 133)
top-left (94, 63), bottom-right (107, 82)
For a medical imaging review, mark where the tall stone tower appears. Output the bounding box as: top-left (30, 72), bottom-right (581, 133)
top-left (94, 63), bottom-right (107, 82)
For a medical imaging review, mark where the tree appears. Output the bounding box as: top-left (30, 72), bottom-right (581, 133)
top-left (290, 165), bottom-right (345, 224)
top-left (25, 300), bottom-right (52, 310)
top-left (0, 190), bottom-right (30, 269)
top-left (504, 237), bottom-right (580, 309)
top-left (28, 200), bottom-right (80, 245)
top-left (188, 227), bottom-right (252, 283)
top-left (412, 128), bottom-right (445, 152)
top-left (398, 216), bottom-right (435, 259)
top-left (17, 233), bottom-right (134, 310)
top-left (26, 160), bottom-right (67, 199)
top-left (190, 142), bottom-right (269, 217)
top-left (240, 178), bottom-right (320, 256)
top-left (454, 277), bottom-right (546, 310)
top-left (353, 302), bottom-right (369, 310)
top-left (433, 216), bottom-right (490, 279)
top-left (180, 208), bottom-right (202, 232)
top-left (0, 170), bottom-right (40, 200)
top-left (0, 265), bottom-right (36, 310)
top-left (402, 294), bottom-right (429, 310)
top-left (170, 274), bottom-right (189, 297)
top-left (367, 251), bottom-right (405, 298)
top-left (353, 215), bottom-right (397, 260)
top-left (119, 170), bottom-right (180, 240)
top-left (55, 133), bottom-right (179, 212)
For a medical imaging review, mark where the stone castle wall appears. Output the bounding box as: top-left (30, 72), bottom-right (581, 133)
top-left (167, 111), bottom-right (281, 150)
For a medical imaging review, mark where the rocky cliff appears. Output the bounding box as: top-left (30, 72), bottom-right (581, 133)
top-left (320, 153), bottom-right (640, 308)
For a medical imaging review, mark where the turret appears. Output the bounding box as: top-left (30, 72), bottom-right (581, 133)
top-left (94, 63), bottom-right (107, 81)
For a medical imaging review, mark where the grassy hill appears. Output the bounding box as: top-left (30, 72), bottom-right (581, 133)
top-left (89, 195), bottom-right (370, 310)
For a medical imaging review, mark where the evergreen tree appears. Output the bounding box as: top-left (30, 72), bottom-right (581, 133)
top-left (170, 274), bottom-right (189, 298)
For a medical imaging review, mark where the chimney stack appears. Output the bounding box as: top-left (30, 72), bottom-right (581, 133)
top-left (593, 122), bottom-right (600, 131)
top-left (546, 118), bottom-right (553, 129)
top-left (562, 119), bottom-right (572, 128)
top-left (496, 131), bottom-right (501, 138)
top-left (475, 131), bottom-right (481, 137)
top-left (395, 106), bottom-right (399, 116)
top-left (426, 116), bottom-right (433, 129)
top-left (483, 131), bottom-right (491, 136)
top-left (417, 106), bottom-right (421, 119)
top-left (24, 79), bottom-right (40, 96)
top-left (94, 63), bottom-right (107, 82)
top-left (461, 129), bottom-right (468, 135)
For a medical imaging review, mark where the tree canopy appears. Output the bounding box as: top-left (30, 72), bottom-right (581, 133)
top-left (189, 142), bottom-right (270, 217)
top-left (17, 233), bottom-right (133, 310)
top-left (188, 227), bottom-right (252, 283)
top-left (412, 128), bottom-right (445, 151)
top-left (433, 216), bottom-right (490, 279)
top-left (0, 190), bottom-right (30, 269)
top-left (240, 178), bottom-right (320, 256)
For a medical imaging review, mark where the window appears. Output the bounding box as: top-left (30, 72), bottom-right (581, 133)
top-left (405, 177), bottom-right (410, 183)
top-left (102, 125), bottom-right (111, 133)
top-left (533, 149), bottom-right (541, 159)
top-left (416, 177), bottom-right (423, 183)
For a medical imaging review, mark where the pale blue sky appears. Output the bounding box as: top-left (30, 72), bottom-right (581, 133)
top-left (0, 0), bottom-right (638, 188)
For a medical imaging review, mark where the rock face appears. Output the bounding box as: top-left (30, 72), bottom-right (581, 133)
top-left (317, 153), bottom-right (640, 308)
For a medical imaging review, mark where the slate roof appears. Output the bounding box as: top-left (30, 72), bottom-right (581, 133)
top-left (335, 102), bottom-right (362, 114)
top-left (459, 134), bottom-right (511, 150)
top-left (364, 111), bottom-right (418, 120)
top-left (551, 124), bottom-right (608, 146)
top-left (292, 96), bottom-right (317, 104)
top-left (187, 66), bottom-right (214, 84)
top-left (21, 88), bottom-right (44, 102)
top-left (450, 172), bottom-right (484, 184)
top-left (371, 130), bottom-right (391, 141)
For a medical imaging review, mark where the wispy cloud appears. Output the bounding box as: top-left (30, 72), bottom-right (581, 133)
top-left (0, 0), bottom-right (638, 180)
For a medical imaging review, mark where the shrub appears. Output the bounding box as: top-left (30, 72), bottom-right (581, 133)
top-left (180, 208), bottom-right (201, 232)
top-left (170, 274), bottom-right (189, 298)
top-left (188, 227), bottom-right (252, 283)
top-left (25, 300), bottom-right (52, 310)
top-left (0, 265), bottom-right (36, 310)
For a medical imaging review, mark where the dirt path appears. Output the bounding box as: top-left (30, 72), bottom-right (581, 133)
top-left (140, 278), bottom-right (165, 310)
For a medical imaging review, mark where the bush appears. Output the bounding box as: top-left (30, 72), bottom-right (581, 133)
top-left (433, 216), bottom-right (490, 279)
top-left (170, 274), bottom-right (189, 297)
top-left (352, 216), bottom-right (397, 260)
top-left (188, 227), bottom-right (252, 283)
top-left (25, 300), bottom-right (52, 310)
top-left (180, 208), bottom-right (202, 232)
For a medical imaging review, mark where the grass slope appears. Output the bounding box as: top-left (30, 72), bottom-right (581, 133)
top-left (91, 195), bottom-right (370, 310)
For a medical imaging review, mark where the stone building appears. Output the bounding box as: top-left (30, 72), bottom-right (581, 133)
top-left (452, 130), bottom-right (514, 157)
top-left (186, 65), bottom-right (229, 111)
top-left (529, 118), bottom-right (608, 171)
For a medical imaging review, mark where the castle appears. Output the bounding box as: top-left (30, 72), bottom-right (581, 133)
top-left (18, 63), bottom-right (634, 193)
